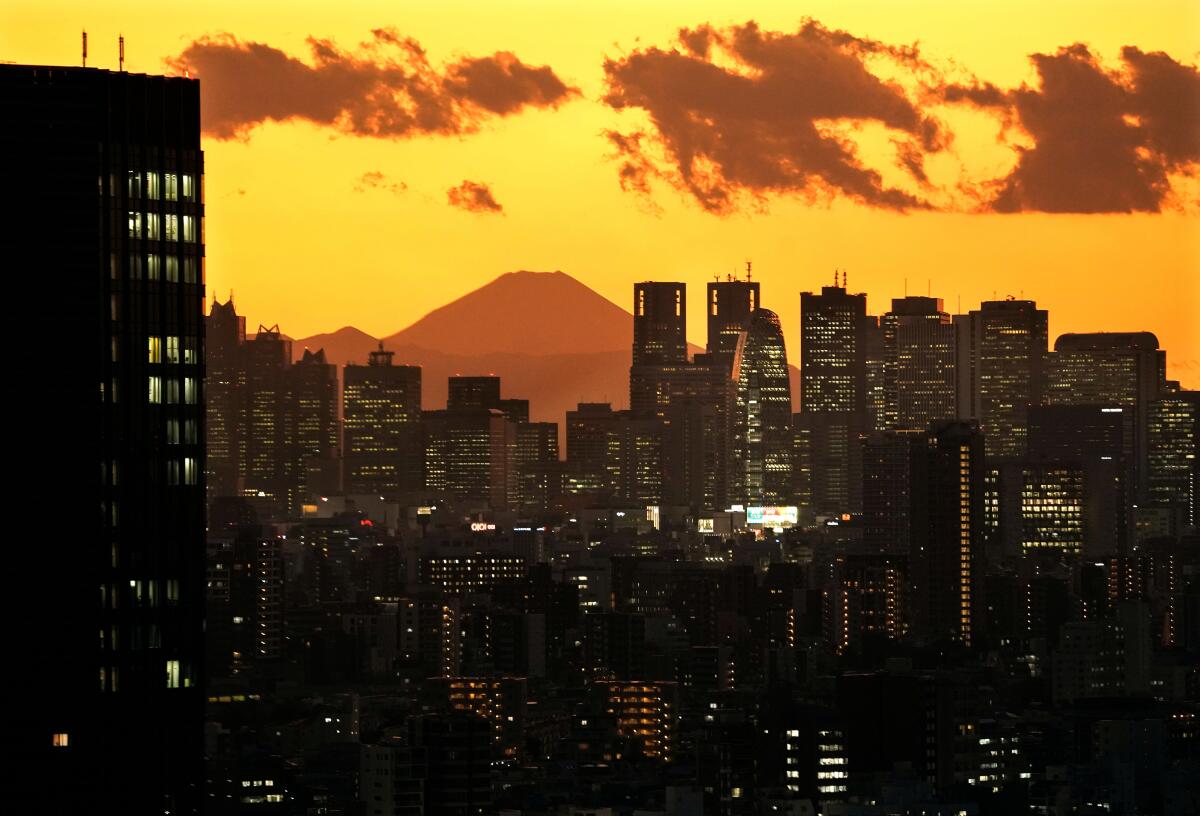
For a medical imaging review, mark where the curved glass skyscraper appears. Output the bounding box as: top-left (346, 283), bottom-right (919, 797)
top-left (732, 309), bottom-right (794, 506)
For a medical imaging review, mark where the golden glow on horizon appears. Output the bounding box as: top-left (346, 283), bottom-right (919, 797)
top-left (3, 1), bottom-right (1198, 386)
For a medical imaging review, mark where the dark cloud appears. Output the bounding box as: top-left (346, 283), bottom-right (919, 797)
top-left (168, 29), bottom-right (578, 140)
top-left (602, 19), bottom-right (944, 213)
top-left (447, 180), bottom-right (503, 214)
top-left (943, 44), bottom-right (1200, 212)
top-left (354, 170), bottom-right (407, 195)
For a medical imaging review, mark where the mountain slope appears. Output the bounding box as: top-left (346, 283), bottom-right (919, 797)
top-left (384, 270), bottom-right (632, 356)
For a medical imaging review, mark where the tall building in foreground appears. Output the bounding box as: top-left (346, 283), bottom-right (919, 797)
top-left (4, 65), bottom-right (205, 810)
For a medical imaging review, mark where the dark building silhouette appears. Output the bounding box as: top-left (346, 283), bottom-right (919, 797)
top-left (286, 348), bottom-right (339, 510)
top-left (206, 298), bottom-right (245, 502)
top-left (1147, 390), bottom-right (1199, 533)
top-left (5, 64), bottom-right (205, 810)
top-left (633, 281), bottom-right (687, 366)
top-left (447, 374), bottom-right (529, 422)
top-left (240, 325), bottom-right (292, 517)
top-left (706, 277), bottom-right (759, 357)
top-left (732, 309), bottom-right (794, 506)
top-left (512, 420), bottom-right (561, 510)
top-left (954, 299), bottom-right (1048, 460)
top-left (565, 402), bottom-right (663, 505)
top-left (343, 346), bottom-right (423, 498)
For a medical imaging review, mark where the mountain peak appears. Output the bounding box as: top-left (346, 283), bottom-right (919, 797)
top-left (385, 270), bottom-right (631, 357)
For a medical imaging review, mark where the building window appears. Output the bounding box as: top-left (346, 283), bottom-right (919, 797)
top-left (148, 337), bottom-right (162, 364)
top-left (184, 377), bottom-right (199, 404)
top-left (146, 171), bottom-right (160, 199)
top-left (165, 379), bottom-right (180, 404)
top-left (52, 733), bottom-right (69, 748)
top-left (182, 257), bottom-right (198, 283)
top-left (147, 254), bottom-right (161, 280)
top-left (182, 215), bottom-right (196, 242)
top-left (166, 419), bottom-right (180, 444)
top-left (165, 173), bottom-right (178, 201)
top-left (148, 375), bottom-right (162, 404)
top-left (184, 457), bottom-right (199, 485)
top-left (165, 214), bottom-right (179, 241)
top-left (166, 255), bottom-right (179, 282)
top-left (182, 174), bottom-right (194, 200)
top-left (127, 211), bottom-right (142, 238)
top-left (166, 660), bottom-right (180, 689)
top-left (166, 336), bottom-right (180, 364)
top-left (182, 338), bottom-right (198, 364)
top-left (145, 213), bottom-right (161, 240)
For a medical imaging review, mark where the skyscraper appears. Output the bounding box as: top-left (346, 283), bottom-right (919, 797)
top-left (732, 309), bottom-right (794, 506)
top-left (706, 277), bottom-right (759, 357)
top-left (955, 299), bottom-right (1048, 460)
top-left (240, 324), bottom-right (292, 518)
top-left (632, 281), bottom-right (687, 366)
top-left (1147, 391), bottom-right (1199, 532)
top-left (798, 282), bottom-right (869, 517)
top-left (5, 64), bottom-right (205, 810)
top-left (206, 298), bottom-right (245, 503)
top-left (879, 296), bottom-right (957, 431)
top-left (285, 348), bottom-right (339, 511)
top-left (1046, 332), bottom-right (1165, 507)
top-left (343, 346), bottom-right (423, 498)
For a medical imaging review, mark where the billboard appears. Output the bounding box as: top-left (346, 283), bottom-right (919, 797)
top-left (746, 506), bottom-right (798, 527)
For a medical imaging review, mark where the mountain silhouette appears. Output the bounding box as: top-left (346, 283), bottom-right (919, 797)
top-left (385, 270), bottom-right (632, 356)
top-left (287, 270), bottom-right (800, 436)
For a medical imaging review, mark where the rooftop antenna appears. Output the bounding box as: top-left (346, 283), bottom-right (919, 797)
top-left (118, 35), bottom-right (124, 72)
top-left (82, 30), bottom-right (87, 67)
top-left (745, 260), bottom-right (752, 282)
top-left (842, 270), bottom-right (847, 289)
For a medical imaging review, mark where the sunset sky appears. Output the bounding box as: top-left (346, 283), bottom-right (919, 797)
top-left (5, 1), bottom-right (1198, 385)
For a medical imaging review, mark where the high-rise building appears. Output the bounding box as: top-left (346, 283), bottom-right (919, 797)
top-left (862, 431), bottom-right (924, 556)
top-left (633, 282), bottom-right (687, 365)
top-left (422, 407), bottom-right (514, 509)
top-left (206, 298), bottom-right (245, 502)
top-left (955, 299), bottom-right (1048, 460)
top-left (706, 277), bottom-right (759, 357)
top-left (512, 421), bottom-right (561, 510)
top-left (799, 283), bottom-right (869, 516)
top-left (5, 64), bottom-right (205, 810)
top-left (912, 421), bottom-right (983, 647)
top-left (731, 309), bottom-right (794, 506)
top-left (240, 325), bottom-right (292, 518)
top-left (1046, 332), bottom-right (1164, 505)
top-left (343, 346), bottom-right (423, 498)
top-left (565, 403), bottom-right (663, 505)
top-left (286, 348), bottom-right (339, 511)
top-left (1147, 391), bottom-right (1199, 532)
top-left (599, 681), bottom-right (679, 763)
top-left (879, 296), bottom-right (956, 431)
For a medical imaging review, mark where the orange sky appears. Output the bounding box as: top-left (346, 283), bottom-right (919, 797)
top-left (5, 1), bottom-right (1198, 386)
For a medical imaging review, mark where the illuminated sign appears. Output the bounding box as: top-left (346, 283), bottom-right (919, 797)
top-left (746, 506), bottom-right (798, 526)
top-left (416, 506), bottom-right (434, 516)
top-left (470, 522), bottom-right (496, 532)
top-left (698, 518), bottom-right (715, 534)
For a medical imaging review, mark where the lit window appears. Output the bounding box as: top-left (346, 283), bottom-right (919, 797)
top-left (148, 376), bottom-right (162, 404)
top-left (184, 377), bottom-right (199, 404)
top-left (182, 174), bottom-right (194, 200)
top-left (166, 660), bottom-right (180, 689)
top-left (147, 254), bottom-right (161, 280)
top-left (164, 214), bottom-right (179, 241)
top-left (165, 173), bottom-right (178, 201)
top-left (165, 255), bottom-right (179, 282)
top-left (166, 336), bottom-right (180, 364)
top-left (146, 172), bottom-right (160, 199)
top-left (184, 457), bottom-right (199, 485)
top-left (182, 215), bottom-right (196, 242)
top-left (148, 337), bottom-right (162, 364)
top-left (127, 171), bottom-right (142, 199)
top-left (127, 212), bottom-right (142, 238)
top-left (52, 733), bottom-right (69, 748)
top-left (145, 213), bottom-right (161, 240)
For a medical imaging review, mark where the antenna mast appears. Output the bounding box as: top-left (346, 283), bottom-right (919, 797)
top-left (82, 30), bottom-right (87, 67)
top-left (119, 35), bottom-right (124, 72)
top-left (745, 260), bottom-right (752, 282)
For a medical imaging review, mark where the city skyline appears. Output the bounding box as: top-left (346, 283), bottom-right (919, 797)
top-left (3, 1), bottom-right (1197, 388)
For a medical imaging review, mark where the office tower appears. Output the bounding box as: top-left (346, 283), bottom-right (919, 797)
top-left (1046, 332), bottom-right (1163, 504)
top-left (286, 348), bottom-right (339, 511)
top-left (512, 421), bottom-right (561, 510)
top-left (343, 346), bottom-right (423, 498)
top-left (799, 282), bottom-right (869, 516)
top-left (913, 421), bottom-right (984, 647)
top-left (1022, 404), bottom-right (1133, 557)
top-left (824, 554), bottom-right (907, 655)
top-left (5, 64), bottom-right (205, 809)
top-left (706, 277), bottom-right (759, 357)
top-left (240, 325), bottom-right (292, 518)
top-left (419, 552), bottom-right (528, 596)
top-left (879, 296), bottom-right (956, 431)
top-left (864, 316), bottom-right (887, 432)
top-left (955, 299), bottom-right (1048, 460)
top-left (207, 298), bottom-right (246, 502)
top-left (1147, 391), bottom-right (1199, 532)
top-left (801, 283), bottom-right (868, 414)
top-left (423, 382), bottom-right (515, 508)
top-left (448, 374), bottom-right (528, 421)
top-left (633, 281), bottom-right (687, 365)
top-left (731, 309), bottom-right (794, 505)
top-left (862, 431), bottom-right (924, 556)
top-left (565, 403), bottom-right (663, 505)
top-left (630, 354), bottom-right (732, 509)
